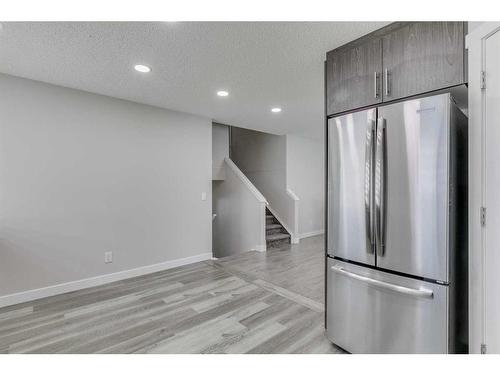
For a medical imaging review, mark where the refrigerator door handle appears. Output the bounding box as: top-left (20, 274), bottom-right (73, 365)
top-left (375, 117), bottom-right (387, 256)
top-left (331, 266), bottom-right (434, 299)
top-left (364, 120), bottom-right (376, 254)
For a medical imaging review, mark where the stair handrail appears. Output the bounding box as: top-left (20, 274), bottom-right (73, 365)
top-left (286, 188), bottom-right (299, 201)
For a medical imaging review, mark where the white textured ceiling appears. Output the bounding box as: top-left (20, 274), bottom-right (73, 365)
top-left (0, 22), bottom-right (388, 138)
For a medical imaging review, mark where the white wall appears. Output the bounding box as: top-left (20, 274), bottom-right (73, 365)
top-left (212, 123), bottom-right (229, 180)
top-left (468, 22), bottom-right (485, 33)
top-left (0, 73), bottom-right (212, 303)
top-left (212, 159), bottom-right (267, 258)
top-left (286, 134), bottom-right (325, 237)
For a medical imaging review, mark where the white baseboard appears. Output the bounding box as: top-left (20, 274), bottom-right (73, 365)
top-left (298, 230), bottom-right (325, 239)
top-left (253, 244), bottom-right (267, 252)
top-left (0, 252), bottom-right (212, 309)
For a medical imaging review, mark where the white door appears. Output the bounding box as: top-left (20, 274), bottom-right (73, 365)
top-left (468, 22), bottom-right (500, 354)
top-left (484, 29), bottom-right (500, 353)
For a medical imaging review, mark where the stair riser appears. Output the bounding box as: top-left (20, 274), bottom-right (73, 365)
top-left (265, 210), bottom-right (290, 245)
top-left (267, 237), bottom-right (291, 249)
top-left (266, 227), bottom-right (286, 235)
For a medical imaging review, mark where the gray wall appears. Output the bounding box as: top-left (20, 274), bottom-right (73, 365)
top-left (230, 127), bottom-right (290, 227)
top-left (212, 123), bottom-right (229, 180)
top-left (231, 128), bottom-right (287, 188)
top-left (286, 134), bottom-right (325, 236)
top-left (212, 160), bottom-right (266, 258)
top-left (0, 73), bottom-right (212, 298)
top-left (231, 127), bottom-right (324, 238)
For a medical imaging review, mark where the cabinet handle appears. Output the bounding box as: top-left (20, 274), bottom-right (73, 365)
top-left (374, 72), bottom-right (379, 98)
top-left (384, 68), bottom-right (390, 96)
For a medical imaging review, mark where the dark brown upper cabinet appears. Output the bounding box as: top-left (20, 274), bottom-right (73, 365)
top-left (326, 37), bottom-right (383, 116)
top-left (382, 22), bottom-right (466, 102)
top-left (326, 22), bottom-right (467, 116)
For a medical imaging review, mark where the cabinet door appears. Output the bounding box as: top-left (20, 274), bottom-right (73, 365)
top-left (326, 37), bottom-right (382, 115)
top-left (382, 22), bottom-right (465, 101)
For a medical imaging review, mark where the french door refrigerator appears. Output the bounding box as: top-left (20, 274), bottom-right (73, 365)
top-left (326, 93), bottom-right (468, 353)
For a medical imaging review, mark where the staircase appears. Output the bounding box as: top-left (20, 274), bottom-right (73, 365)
top-left (266, 208), bottom-right (291, 248)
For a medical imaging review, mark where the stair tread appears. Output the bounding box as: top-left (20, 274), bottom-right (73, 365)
top-left (266, 223), bottom-right (282, 229)
top-left (265, 215), bottom-right (274, 219)
top-left (266, 233), bottom-right (290, 241)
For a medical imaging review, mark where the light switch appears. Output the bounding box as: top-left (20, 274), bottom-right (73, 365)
top-left (104, 251), bottom-right (113, 263)
top-left (201, 192), bottom-right (207, 201)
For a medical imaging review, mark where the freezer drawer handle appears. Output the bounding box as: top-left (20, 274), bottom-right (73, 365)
top-left (331, 266), bottom-right (434, 299)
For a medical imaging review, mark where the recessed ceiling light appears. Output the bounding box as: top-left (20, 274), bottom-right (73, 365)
top-left (134, 64), bottom-right (151, 73)
top-left (271, 107), bottom-right (282, 113)
top-left (217, 90), bottom-right (229, 97)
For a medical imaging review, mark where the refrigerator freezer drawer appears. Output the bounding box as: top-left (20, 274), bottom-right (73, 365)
top-left (326, 258), bottom-right (448, 353)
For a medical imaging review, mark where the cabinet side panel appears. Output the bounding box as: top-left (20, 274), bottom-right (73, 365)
top-left (448, 100), bottom-right (469, 353)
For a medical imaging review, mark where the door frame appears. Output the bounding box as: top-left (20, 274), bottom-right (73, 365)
top-left (467, 22), bottom-right (500, 354)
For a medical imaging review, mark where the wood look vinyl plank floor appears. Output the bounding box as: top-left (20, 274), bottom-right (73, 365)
top-left (214, 235), bottom-right (326, 304)
top-left (0, 235), bottom-right (343, 354)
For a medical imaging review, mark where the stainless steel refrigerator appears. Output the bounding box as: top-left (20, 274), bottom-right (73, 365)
top-left (326, 93), bottom-right (468, 353)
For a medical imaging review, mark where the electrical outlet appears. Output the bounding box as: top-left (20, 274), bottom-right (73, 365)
top-left (104, 251), bottom-right (113, 263)
top-left (201, 192), bottom-right (207, 201)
